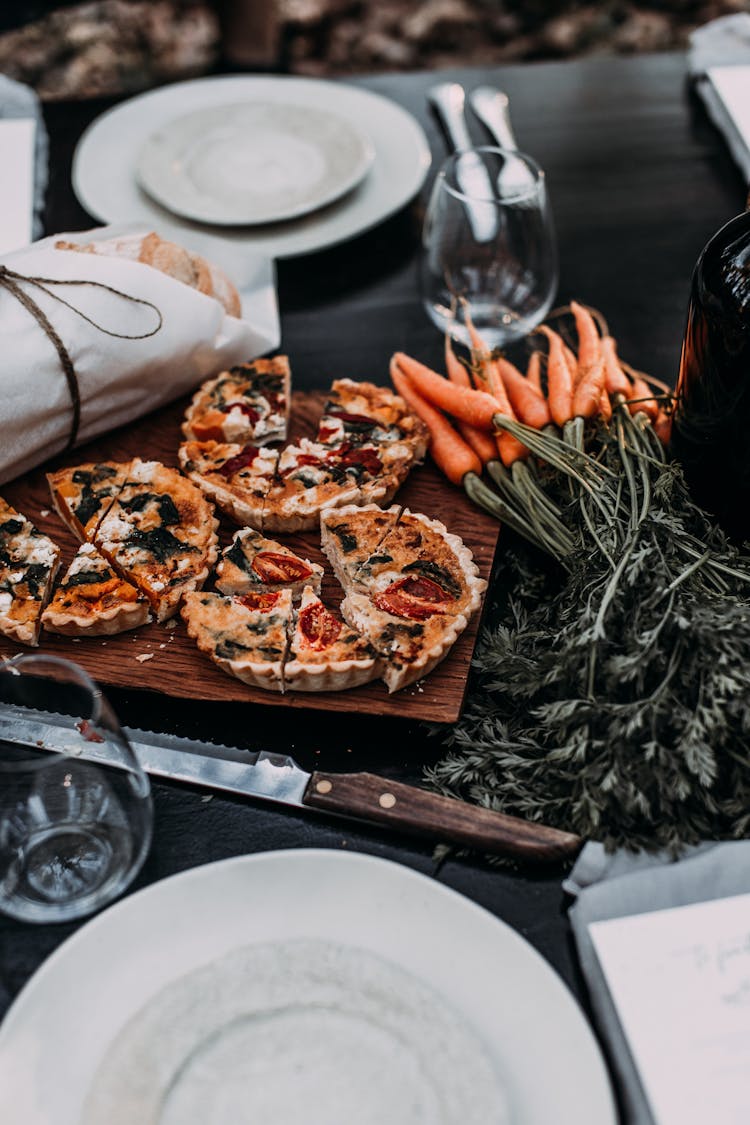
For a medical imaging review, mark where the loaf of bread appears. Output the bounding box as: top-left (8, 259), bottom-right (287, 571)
top-left (55, 231), bottom-right (242, 318)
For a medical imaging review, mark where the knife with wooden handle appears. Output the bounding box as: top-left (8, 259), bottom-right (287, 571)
top-left (1, 706), bottom-right (582, 865)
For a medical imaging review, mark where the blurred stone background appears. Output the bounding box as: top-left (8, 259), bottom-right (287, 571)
top-left (0, 0), bottom-right (747, 100)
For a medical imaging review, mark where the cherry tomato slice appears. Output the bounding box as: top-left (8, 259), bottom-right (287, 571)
top-left (252, 551), bottom-right (313, 584)
top-left (335, 446), bottom-right (383, 475)
top-left (221, 402), bottom-right (261, 425)
top-left (218, 446), bottom-right (261, 478)
top-left (328, 410), bottom-right (377, 426)
top-left (372, 575), bottom-right (451, 621)
top-left (237, 591), bottom-right (281, 611)
top-left (299, 601), bottom-right (341, 649)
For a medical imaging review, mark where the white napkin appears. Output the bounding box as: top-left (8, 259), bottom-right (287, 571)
top-left (0, 223), bottom-right (280, 485)
top-left (0, 119), bottom-right (35, 254)
top-left (690, 14), bottom-right (750, 183)
top-left (565, 840), bottom-right (750, 1124)
top-left (0, 74), bottom-right (47, 244)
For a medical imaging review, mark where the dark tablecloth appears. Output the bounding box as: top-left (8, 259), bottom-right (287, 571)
top-left (0, 55), bottom-right (745, 1117)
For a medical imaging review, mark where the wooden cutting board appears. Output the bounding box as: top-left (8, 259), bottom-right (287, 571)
top-left (0, 391), bottom-right (502, 723)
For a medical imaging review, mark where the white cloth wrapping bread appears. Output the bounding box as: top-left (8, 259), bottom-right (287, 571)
top-left (0, 224), bottom-right (279, 484)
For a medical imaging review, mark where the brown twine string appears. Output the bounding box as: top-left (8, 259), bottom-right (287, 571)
top-left (0, 265), bottom-right (163, 451)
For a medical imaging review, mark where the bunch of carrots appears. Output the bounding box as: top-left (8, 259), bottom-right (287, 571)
top-left (389, 302), bottom-right (673, 559)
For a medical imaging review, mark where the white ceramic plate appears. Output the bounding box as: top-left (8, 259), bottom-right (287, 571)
top-left (136, 101), bottom-right (375, 226)
top-left (0, 850), bottom-right (616, 1125)
top-left (73, 76), bottom-right (431, 259)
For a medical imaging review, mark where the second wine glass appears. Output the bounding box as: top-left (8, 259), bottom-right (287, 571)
top-left (419, 146), bottom-right (558, 349)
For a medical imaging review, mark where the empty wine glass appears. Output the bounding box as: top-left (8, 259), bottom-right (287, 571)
top-left (419, 146), bottom-right (558, 348)
top-left (0, 655), bottom-right (153, 924)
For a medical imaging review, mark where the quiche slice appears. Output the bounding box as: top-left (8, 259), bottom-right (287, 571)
top-left (178, 440), bottom-right (279, 529)
top-left (316, 380), bottom-right (429, 505)
top-left (181, 588), bottom-right (293, 692)
top-left (0, 498), bottom-right (62, 646)
top-left (351, 510), bottom-right (486, 620)
top-left (42, 543), bottom-right (149, 636)
top-left (261, 439), bottom-right (363, 533)
top-left (320, 504), bottom-right (401, 590)
top-left (47, 461), bottom-right (132, 541)
top-left (284, 586), bottom-right (383, 692)
top-left (341, 590), bottom-right (469, 693)
top-left (93, 460), bottom-right (218, 622)
top-left (326, 506), bottom-right (486, 692)
top-left (182, 356), bottom-right (291, 446)
top-left (317, 379), bottom-right (430, 463)
top-left (215, 529), bottom-right (323, 599)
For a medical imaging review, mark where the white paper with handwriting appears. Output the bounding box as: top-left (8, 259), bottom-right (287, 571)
top-left (590, 894), bottom-right (750, 1125)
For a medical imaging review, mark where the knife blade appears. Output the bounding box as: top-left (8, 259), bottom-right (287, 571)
top-left (0, 706), bottom-right (582, 865)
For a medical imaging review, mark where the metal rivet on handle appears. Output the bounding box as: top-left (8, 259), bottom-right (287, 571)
top-left (379, 792), bottom-right (396, 809)
top-left (316, 780), bottom-right (333, 794)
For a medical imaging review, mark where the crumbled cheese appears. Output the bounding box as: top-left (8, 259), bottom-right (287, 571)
top-left (223, 406), bottom-right (256, 442)
top-left (99, 514), bottom-right (132, 540)
top-left (69, 545), bottom-right (102, 575)
top-left (129, 460), bottom-right (156, 484)
top-left (28, 542), bottom-right (57, 567)
top-left (39, 509), bottom-right (50, 518)
top-left (135, 653), bottom-right (154, 663)
top-left (0, 592), bottom-right (12, 614)
top-left (150, 580), bottom-right (165, 592)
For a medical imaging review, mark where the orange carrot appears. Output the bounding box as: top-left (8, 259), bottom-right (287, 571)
top-left (563, 344), bottom-right (579, 384)
top-left (389, 358), bottom-right (481, 485)
top-left (494, 355), bottom-right (552, 429)
top-left (455, 306), bottom-right (528, 464)
top-left (462, 302), bottom-right (490, 358)
top-left (460, 301), bottom-right (515, 413)
top-left (598, 389), bottom-right (612, 423)
top-left (496, 429), bottom-right (528, 467)
top-left (392, 351), bottom-right (499, 432)
top-left (444, 334), bottom-right (471, 388)
top-left (538, 325), bottom-right (573, 427)
top-left (626, 375), bottom-right (660, 422)
top-left (476, 362), bottom-right (528, 466)
top-left (570, 301), bottom-right (605, 418)
top-left (457, 420), bottom-right (499, 465)
top-left (654, 409), bottom-right (673, 446)
top-left (570, 300), bottom-right (601, 372)
top-left (526, 351), bottom-right (542, 392)
top-left (573, 361), bottom-right (605, 419)
top-left (602, 335), bottom-right (632, 398)
top-left (444, 337), bottom-right (499, 464)
top-left (486, 360), bottom-right (516, 418)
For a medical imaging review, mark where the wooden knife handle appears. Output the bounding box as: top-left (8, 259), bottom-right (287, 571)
top-left (305, 771), bottom-right (582, 864)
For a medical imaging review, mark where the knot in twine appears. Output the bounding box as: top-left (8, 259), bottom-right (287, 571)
top-left (0, 264), bottom-right (163, 451)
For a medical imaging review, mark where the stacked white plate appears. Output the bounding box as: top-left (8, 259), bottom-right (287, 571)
top-left (73, 76), bottom-right (432, 259)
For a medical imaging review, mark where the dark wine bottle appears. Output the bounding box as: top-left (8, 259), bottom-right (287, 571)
top-left (672, 210), bottom-right (750, 540)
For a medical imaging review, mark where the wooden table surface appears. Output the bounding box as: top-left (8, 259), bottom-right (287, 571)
top-left (1, 52), bottom-right (747, 1117)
